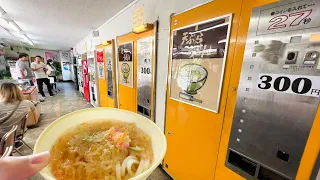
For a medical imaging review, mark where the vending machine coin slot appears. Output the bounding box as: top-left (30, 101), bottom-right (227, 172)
top-left (285, 51), bottom-right (298, 64)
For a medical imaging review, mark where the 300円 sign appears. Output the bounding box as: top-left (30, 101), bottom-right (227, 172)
top-left (257, 73), bottom-right (320, 97)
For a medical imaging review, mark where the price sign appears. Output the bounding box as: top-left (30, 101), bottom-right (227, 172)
top-left (257, 73), bottom-right (320, 97)
top-left (257, 0), bottom-right (320, 35)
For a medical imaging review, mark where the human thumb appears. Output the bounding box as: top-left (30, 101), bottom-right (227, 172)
top-left (0, 151), bottom-right (51, 180)
top-left (29, 151), bottom-right (51, 173)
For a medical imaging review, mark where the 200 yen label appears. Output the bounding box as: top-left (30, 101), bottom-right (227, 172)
top-left (257, 73), bottom-right (320, 97)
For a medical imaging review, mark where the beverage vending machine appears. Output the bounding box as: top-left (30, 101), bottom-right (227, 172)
top-left (77, 55), bottom-right (84, 95)
top-left (88, 51), bottom-right (100, 107)
top-left (81, 55), bottom-right (90, 102)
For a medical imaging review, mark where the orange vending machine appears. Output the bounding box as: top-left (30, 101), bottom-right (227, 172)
top-left (163, 0), bottom-right (320, 180)
top-left (116, 24), bottom-right (157, 120)
top-left (96, 40), bottom-right (117, 108)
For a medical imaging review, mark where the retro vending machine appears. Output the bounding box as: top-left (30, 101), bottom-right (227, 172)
top-left (77, 55), bottom-right (84, 95)
top-left (225, 0), bottom-right (320, 180)
top-left (81, 55), bottom-right (90, 102)
top-left (88, 51), bottom-right (100, 107)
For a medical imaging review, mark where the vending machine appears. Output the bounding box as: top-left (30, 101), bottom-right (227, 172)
top-left (81, 55), bottom-right (90, 102)
top-left (225, 0), bottom-right (320, 180)
top-left (87, 51), bottom-right (100, 107)
top-left (77, 55), bottom-right (84, 95)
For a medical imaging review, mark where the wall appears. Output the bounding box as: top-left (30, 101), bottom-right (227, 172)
top-left (3, 47), bottom-right (60, 63)
top-left (29, 49), bottom-right (60, 62)
top-left (73, 0), bottom-right (212, 132)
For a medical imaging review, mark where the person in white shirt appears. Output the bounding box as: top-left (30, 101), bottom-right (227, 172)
top-left (31, 56), bottom-right (53, 97)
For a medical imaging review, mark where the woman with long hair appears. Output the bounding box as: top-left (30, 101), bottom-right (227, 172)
top-left (0, 83), bottom-right (38, 148)
top-left (46, 59), bottom-right (59, 92)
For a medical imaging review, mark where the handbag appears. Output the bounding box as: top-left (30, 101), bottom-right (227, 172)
top-left (0, 101), bottom-right (22, 125)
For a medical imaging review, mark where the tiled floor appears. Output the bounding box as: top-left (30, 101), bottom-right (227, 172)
top-left (17, 82), bottom-right (171, 180)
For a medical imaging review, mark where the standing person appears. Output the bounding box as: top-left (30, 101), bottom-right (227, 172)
top-left (15, 53), bottom-right (34, 86)
top-left (31, 56), bottom-right (53, 97)
top-left (46, 59), bottom-right (59, 92)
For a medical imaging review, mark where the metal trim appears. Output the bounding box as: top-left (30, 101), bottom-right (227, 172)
top-left (163, 13), bottom-right (175, 133)
top-left (111, 39), bottom-right (118, 108)
top-left (152, 20), bottom-right (159, 123)
top-left (115, 37), bottom-right (120, 108)
top-left (105, 45), bottom-right (114, 99)
top-left (162, 13), bottom-right (175, 170)
top-left (168, 13), bottom-right (234, 113)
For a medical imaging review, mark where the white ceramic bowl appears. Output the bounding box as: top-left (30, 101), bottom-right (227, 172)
top-left (34, 108), bottom-right (167, 180)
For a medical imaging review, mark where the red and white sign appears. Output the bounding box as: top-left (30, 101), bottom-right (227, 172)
top-left (96, 49), bottom-right (104, 62)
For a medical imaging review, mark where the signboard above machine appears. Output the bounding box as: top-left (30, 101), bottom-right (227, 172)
top-left (132, 6), bottom-right (144, 29)
top-left (257, 0), bottom-right (319, 35)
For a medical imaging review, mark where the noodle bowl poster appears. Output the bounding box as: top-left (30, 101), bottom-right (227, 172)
top-left (169, 14), bottom-right (232, 113)
top-left (118, 42), bottom-right (134, 88)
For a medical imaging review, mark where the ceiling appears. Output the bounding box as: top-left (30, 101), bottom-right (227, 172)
top-left (0, 0), bottom-right (134, 50)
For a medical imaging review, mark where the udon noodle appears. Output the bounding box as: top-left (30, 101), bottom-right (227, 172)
top-left (50, 120), bottom-right (153, 180)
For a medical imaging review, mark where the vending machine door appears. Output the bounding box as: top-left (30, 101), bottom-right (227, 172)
top-left (226, 0), bottom-right (320, 179)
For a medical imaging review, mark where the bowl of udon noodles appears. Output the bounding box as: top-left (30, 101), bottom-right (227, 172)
top-left (34, 108), bottom-right (167, 180)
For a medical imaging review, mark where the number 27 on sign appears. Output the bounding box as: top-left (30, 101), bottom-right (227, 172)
top-left (268, 9), bottom-right (312, 30)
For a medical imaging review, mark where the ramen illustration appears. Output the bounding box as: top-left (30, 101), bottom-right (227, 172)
top-left (177, 64), bottom-right (208, 95)
top-left (121, 63), bottom-right (130, 83)
top-left (98, 63), bottom-right (104, 76)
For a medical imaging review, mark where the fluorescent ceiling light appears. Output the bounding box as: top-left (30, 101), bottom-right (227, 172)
top-left (0, 18), bottom-right (9, 24)
top-left (0, 6), bottom-right (6, 17)
top-left (23, 34), bottom-right (34, 46)
top-left (9, 21), bottom-right (21, 33)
